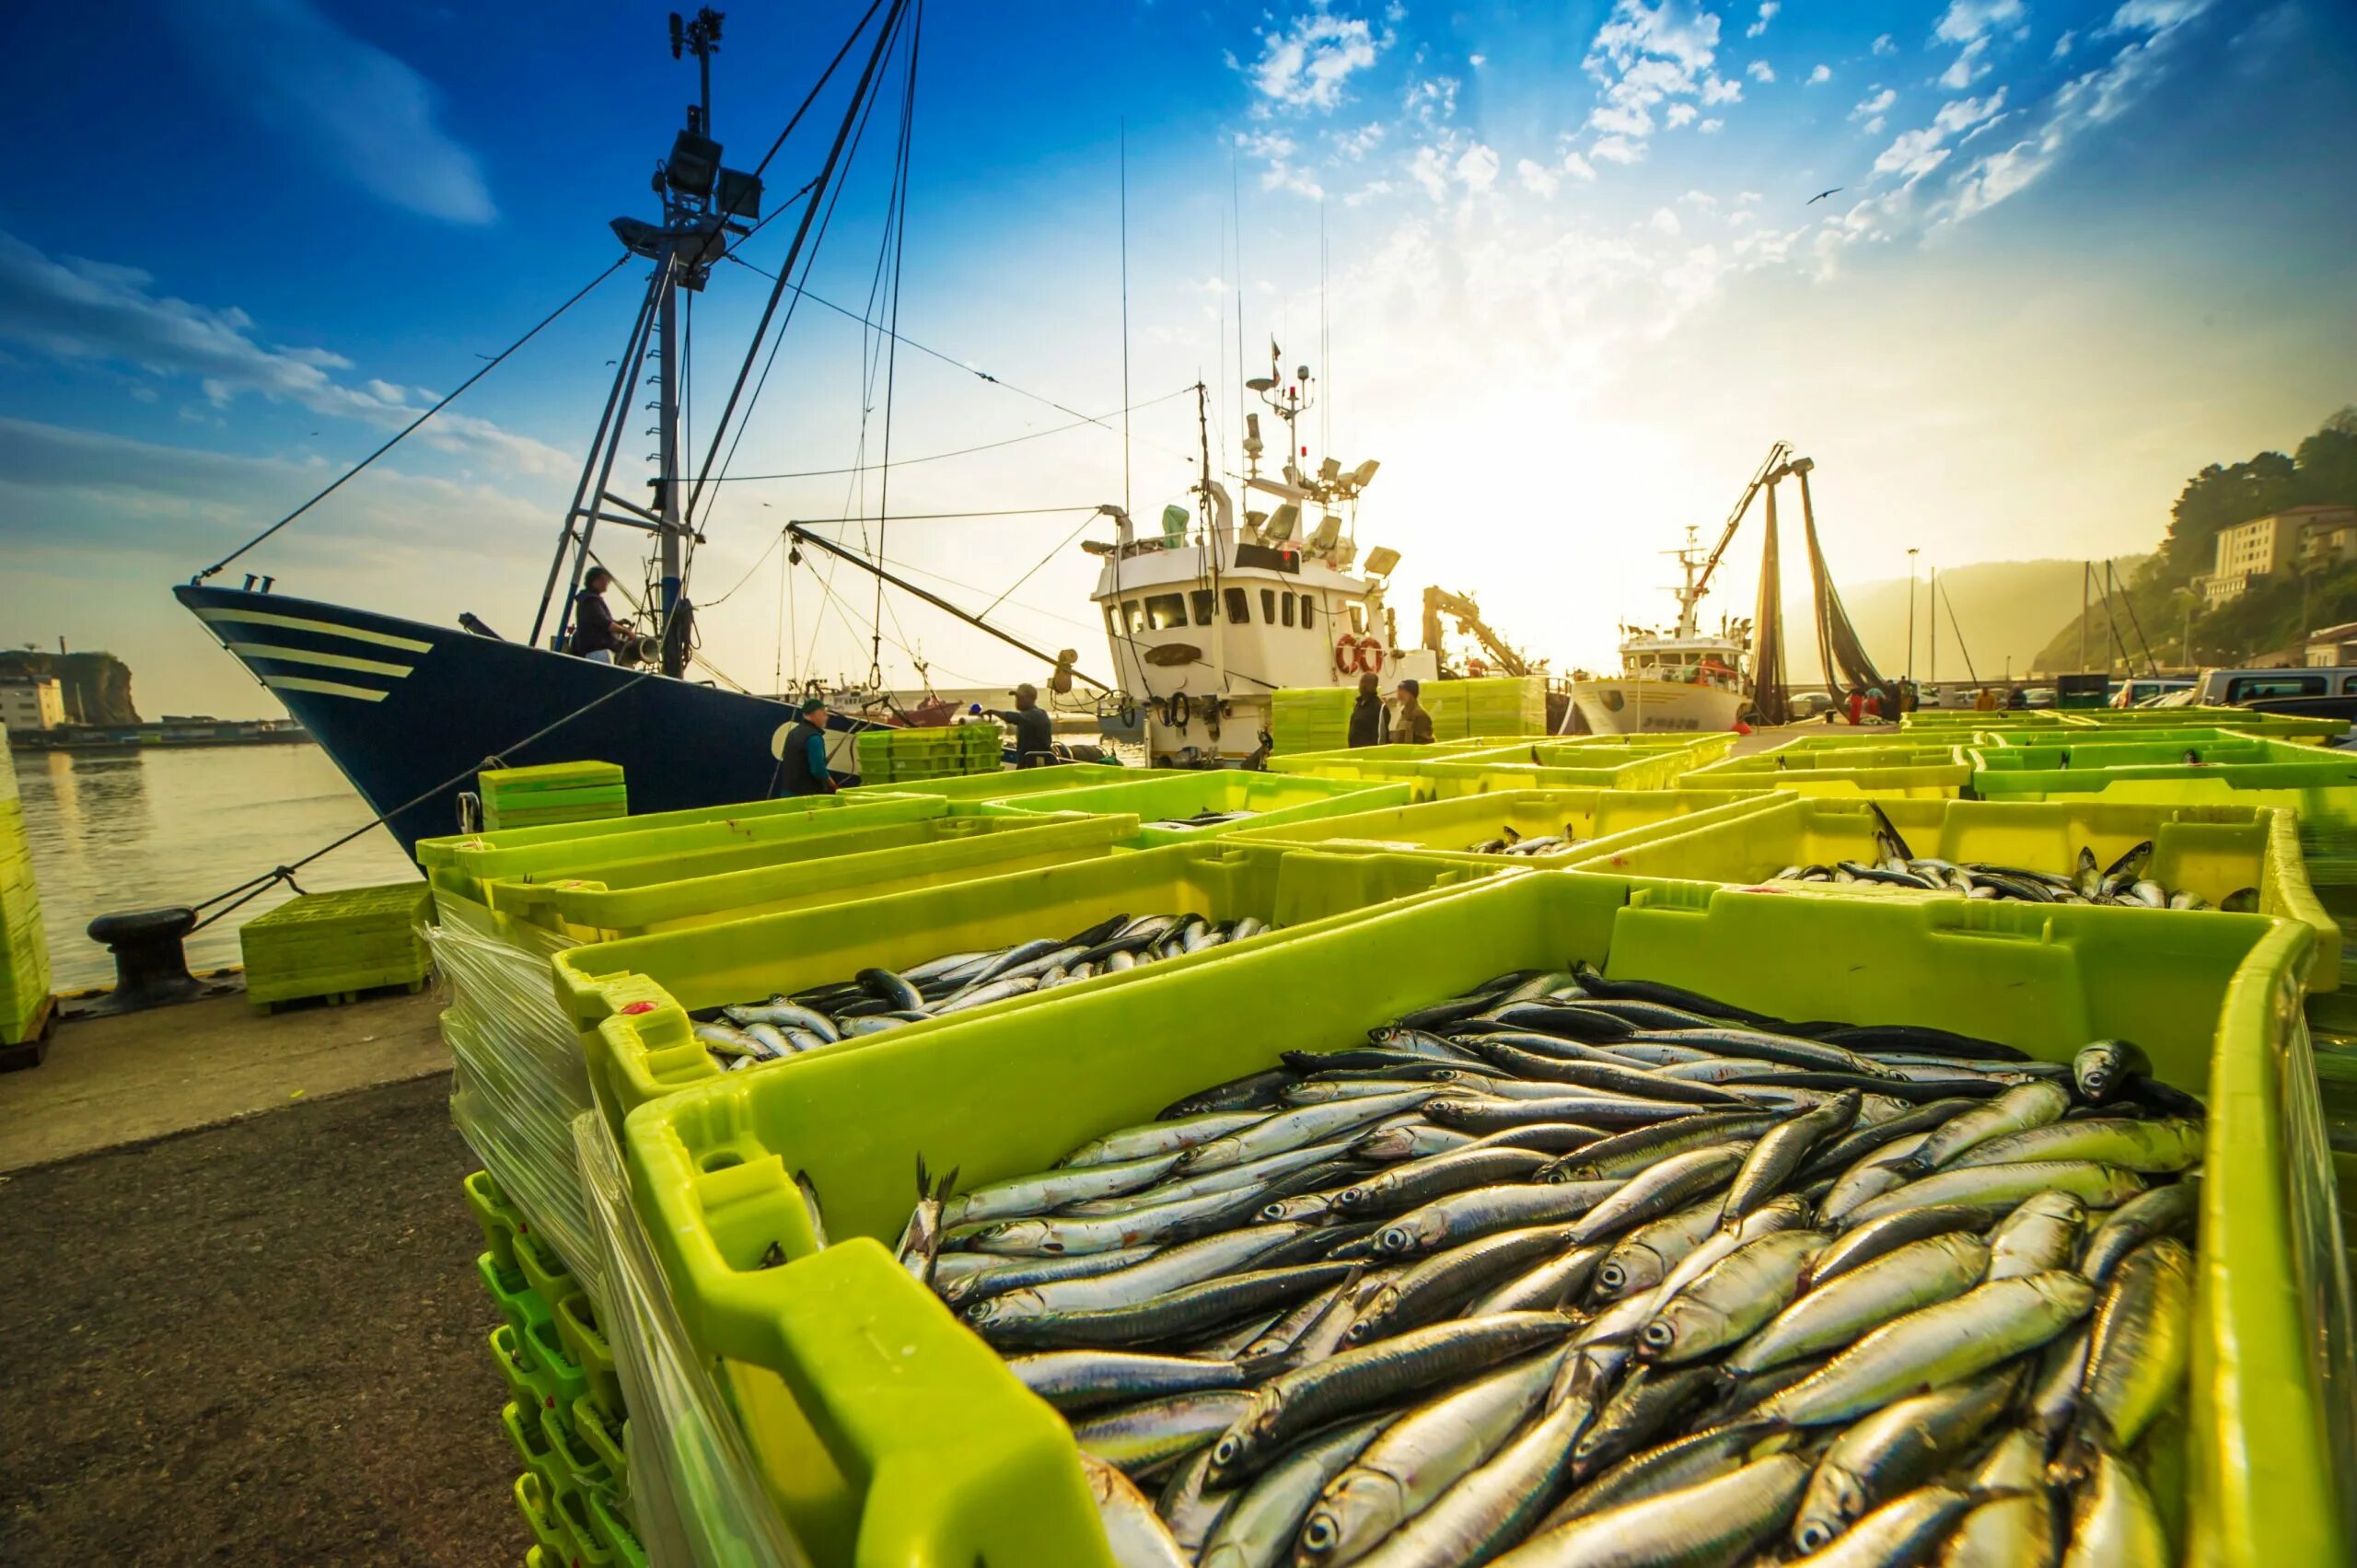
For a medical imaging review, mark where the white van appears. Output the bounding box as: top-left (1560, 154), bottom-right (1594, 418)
top-left (2192, 668), bottom-right (2357, 705)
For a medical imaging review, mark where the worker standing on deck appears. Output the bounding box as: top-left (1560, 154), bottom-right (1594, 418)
top-left (1845, 687), bottom-right (1866, 726)
top-left (1975, 685), bottom-right (1999, 713)
top-left (992, 683), bottom-right (1056, 767)
top-left (1347, 670), bottom-right (1386, 748)
top-left (779, 696), bottom-right (837, 796)
top-left (1391, 679), bottom-right (1435, 745)
top-left (568, 567), bottom-right (626, 663)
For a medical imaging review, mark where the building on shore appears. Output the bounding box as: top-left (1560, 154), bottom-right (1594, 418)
top-left (2195, 505), bottom-right (2357, 608)
top-left (0, 677), bottom-right (65, 733)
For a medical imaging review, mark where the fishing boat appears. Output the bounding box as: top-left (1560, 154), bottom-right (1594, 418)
top-left (1567, 531), bottom-right (1753, 736)
top-left (1080, 354), bottom-right (1434, 766)
top-left (175, 9), bottom-right (911, 855)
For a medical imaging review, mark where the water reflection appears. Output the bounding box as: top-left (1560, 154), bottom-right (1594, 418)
top-left (12, 745), bottom-right (418, 991)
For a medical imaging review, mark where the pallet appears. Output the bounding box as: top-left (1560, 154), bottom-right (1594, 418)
top-left (248, 972), bottom-right (432, 1016)
top-left (0, 993), bottom-right (55, 1073)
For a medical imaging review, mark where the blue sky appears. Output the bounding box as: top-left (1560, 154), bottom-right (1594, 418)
top-left (0, 0), bottom-right (2351, 714)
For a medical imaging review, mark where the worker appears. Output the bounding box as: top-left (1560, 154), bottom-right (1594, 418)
top-left (567, 566), bottom-right (626, 662)
top-left (1391, 678), bottom-right (1435, 745)
top-left (779, 696), bottom-right (837, 796)
top-left (1347, 669), bottom-right (1386, 748)
top-left (1845, 687), bottom-right (1866, 726)
top-left (1864, 686), bottom-right (1886, 722)
top-left (1975, 685), bottom-right (1999, 713)
top-left (2007, 685), bottom-right (2028, 710)
top-left (991, 682), bottom-right (1056, 767)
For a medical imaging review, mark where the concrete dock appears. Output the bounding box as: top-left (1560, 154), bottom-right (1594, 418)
top-left (0, 989), bottom-right (520, 1565)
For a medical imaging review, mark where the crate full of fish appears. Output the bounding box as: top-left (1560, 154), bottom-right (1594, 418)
top-left (1472, 735), bottom-right (1742, 770)
top-left (613, 870), bottom-right (2348, 1567)
top-left (1407, 744), bottom-right (1720, 799)
top-left (1225, 787), bottom-right (1778, 870)
top-left (414, 792), bottom-right (946, 903)
top-left (554, 842), bottom-right (1515, 1126)
top-left (977, 770), bottom-right (1418, 847)
top-left (1969, 738), bottom-right (2357, 823)
top-left (480, 812), bottom-right (1139, 943)
top-left (1680, 744), bottom-right (1976, 800)
top-left (1582, 796), bottom-right (2342, 991)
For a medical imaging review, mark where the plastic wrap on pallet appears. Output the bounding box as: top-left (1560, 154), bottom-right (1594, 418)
top-left (428, 911), bottom-right (598, 1276)
top-left (574, 1111), bottom-right (808, 1568)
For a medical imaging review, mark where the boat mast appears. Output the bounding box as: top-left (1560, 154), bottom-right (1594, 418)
top-left (654, 9), bottom-right (725, 679)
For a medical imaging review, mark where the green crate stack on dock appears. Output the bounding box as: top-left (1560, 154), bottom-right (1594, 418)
top-left (468, 1167), bottom-right (644, 1568)
top-left (238, 882), bottom-right (433, 1011)
top-left (481, 761), bottom-right (629, 831)
top-left (853, 722), bottom-right (1001, 784)
top-left (0, 729), bottom-right (51, 1059)
top-left (1270, 685), bottom-right (1353, 754)
top-left (1422, 673), bottom-right (1548, 738)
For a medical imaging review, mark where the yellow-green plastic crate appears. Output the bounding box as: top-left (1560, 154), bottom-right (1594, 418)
top-left (483, 813), bottom-right (1141, 942)
top-left (621, 872), bottom-right (2347, 1568)
top-left (842, 761), bottom-right (1138, 815)
top-left (975, 769), bottom-right (1414, 845)
top-left (1969, 738), bottom-right (2357, 829)
top-left (238, 882), bottom-right (432, 1005)
top-left (418, 794), bottom-right (947, 904)
top-left (1581, 794), bottom-right (2341, 989)
top-left (1683, 742), bottom-right (1973, 798)
top-left (482, 761), bottom-right (629, 831)
top-left (1408, 744), bottom-right (1719, 797)
top-left (2065, 708), bottom-right (2351, 742)
top-left (555, 842), bottom-right (1512, 1129)
top-left (1224, 785), bottom-right (1781, 869)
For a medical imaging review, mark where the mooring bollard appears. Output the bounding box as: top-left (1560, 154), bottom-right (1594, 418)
top-left (82, 907), bottom-right (204, 1015)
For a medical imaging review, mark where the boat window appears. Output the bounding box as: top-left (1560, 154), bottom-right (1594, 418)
top-left (1281, 593), bottom-right (1296, 628)
top-left (1144, 593), bottom-right (1189, 631)
top-left (1301, 595), bottom-right (1320, 634)
top-left (2227, 675), bottom-right (2323, 702)
top-left (1225, 587), bottom-right (1249, 624)
top-left (1349, 603), bottom-right (1367, 634)
top-left (1261, 588), bottom-right (1277, 622)
top-left (1122, 599), bottom-right (1145, 634)
top-left (1190, 589), bottom-right (1215, 625)
top-left (2344, 676), bottom-right (2357, 695)
top-left (1104, 606), bottom-right (1119, 639)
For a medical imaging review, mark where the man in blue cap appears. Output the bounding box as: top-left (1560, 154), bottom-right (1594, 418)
top-left (780, 695), bottom-right (836, 796)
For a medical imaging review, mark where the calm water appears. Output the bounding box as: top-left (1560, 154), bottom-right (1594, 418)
top-left (14, 744), bottom-right (419, 991)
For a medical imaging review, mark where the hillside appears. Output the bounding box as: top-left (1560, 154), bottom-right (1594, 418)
top-left (2024, 408), bottom-right (2357, 673)
top-left (1777, 558), bottom-right (2125, 689)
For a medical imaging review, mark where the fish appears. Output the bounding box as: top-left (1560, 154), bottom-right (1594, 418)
top-left (1720, 1092), bottom-right (1862, 1228)
top-left (1757, 1272), bottom-right (2095, 1426)
top-left (892, 1156), bottom-right (956, 1286)
top-left (1196, 1416), bottom-right (1386, 1568)
top-left (1075, 1389), bottom-right (1258, 1479)
top-left (1639, 1229), bottom-right (1825, 1365)
top-left (1936, 1429), bottom-right (2054, 1567)
top-left (1840, 1160), bottom-right (2146, 1228)
top-left (1491, 1453), bottom-right (1810, 1568)
top-left (1782, 1485), bottom-right (1980, 1568)
top-left (2078, 1178), bottom-right (2199, 1286)
top-left (1592, 1200), bottom-right (1726, 1302)
top-left (1566, 1365), bottom-right (1719, 1481)
top-left (1984, 1191), bottom-right (2087, 1282)
top-left (1376, 1183), bottom-right (1621, 1259)
top-left (1081, 1452), bottom-right (1192, 1567)
top-left (1787, 1371), bottom-right (2017, 1552)
top-left (2071, 1040), bottom-right (2152, 1106)
top-left (1565, 1144), bottom-right (1752, 1246)
top-left (1005, 1350), bottom-right (1248, 1411)
top-left (2059, 1446), bottom-right (2168, 1568)
top-left (1801, 1202), bottom-right (2009, 1291)
top-left (2061, 1237), bottom-right (2193, 1468)
top-left (1724, 1232), bottom-right (1991, 1376)
top-left (1944, 1117), bottom-right (2202, 1175)
top-left (1891, 1080), bottom-right (2073, 1175)
top-left (967, 1261), bottom-right (1358, 1351)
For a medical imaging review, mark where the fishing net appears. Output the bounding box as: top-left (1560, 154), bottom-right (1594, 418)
top-left (1749, 479), bottom-right (1791, 725)
top-left (1799, 470), bottom-right (1893, 696)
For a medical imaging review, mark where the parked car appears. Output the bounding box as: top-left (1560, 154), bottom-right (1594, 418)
top-left (1788, 689), bottom-right (1836, 720)
top-left (2112, 678), bottom-right (2195, 708)
top-left (2022, 687), bottom-right (2058, 709)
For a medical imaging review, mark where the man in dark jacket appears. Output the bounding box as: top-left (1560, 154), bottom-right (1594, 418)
top-left (1390, 678), bottom-right (1435, 744)
top-left (568, 566), bottom-right (625, 661)
top-left (1346, 670), bottom-right (1386, 748)
top-left (779, 696), bottom-right (836, 796)
top-left (992, 683), bottom-right (1056, 767)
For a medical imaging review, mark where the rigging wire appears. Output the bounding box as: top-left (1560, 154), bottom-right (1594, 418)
top-left (702, 384), bottom-right (1196, 481)
top-left (1120, 118), bottom-right (1132, 522)
top-left (978, 509), bottom-right (1104, 622)
top-left (871, 0), bottom-right (923, 688)
top-left (192, 255), bottom-right (627, 581)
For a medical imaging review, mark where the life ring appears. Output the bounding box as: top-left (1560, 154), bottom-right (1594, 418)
top-left (1357, 640), bottom-right (1386, 675)
top-left (1334, 634), bottom-right (1363, 676)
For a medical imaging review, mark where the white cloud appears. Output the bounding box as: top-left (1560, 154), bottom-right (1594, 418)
top-left (1699, 117), bottom-right (1725, 133)
top-left (1736, 191), bottom-right (1763, 203)
top-left (1516, 157), bottom-right (1562, 197)
top-left (1873, 89), bottom-right (2008, 181)
top-left (2108, 0), bottom-right (2212, 30)
top-left (0, 229), bottom-right (565, 474)
top-left (1745, 2), bottom-right (1781, 39)
top-left (1329, 122), bottom-right (1387, 159)
top-left (161, 0), bottom-right (494, 224)
top-left (1405, 75), bottom-right (1460, 128)
top-left (1457, 145), bottom-right (1502, 192)
top-left (1807, 64), bottom-right (1832, 85)
top-left (1940, 39), bottom-right (1993, 88)
top-left (1408, 145), bottom-right (1452, 200)
top-left (1469, 52), bottom-right (1488, 66)
top-left (1852, 87), bottom-right (1898, 131)
top-left (1649, 207), bottom-right (1684, 236)
top-left (1702, 75), bottom-right (1745, 104)
top-left (1562, 150), bottom-right (1599, 181)
top-left (1239, 129), bottom-right (1326, 199)
top-left (1747, 61), bottom-right (1776, 83)
top-left (1582, 0), bottom-right (1731, 163)
top-left (1682, 189), bottom-right (1719, 208)
top-left (1873, 33), bottom-right (1898, 55)
top-left (1935, 0), bottom-right (2027, 44)
top-left (1666, 102), bottom-right (1700, 127)
top-left (1247, 8), bottom-right (1383, 111)
top-left (2051, 29), bottom-right (2078, 57)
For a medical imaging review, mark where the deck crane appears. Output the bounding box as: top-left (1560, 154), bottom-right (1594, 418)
top-left (1690, 441), bottom-right (1793, 604)
top-left (1421, 587), bottom-right (1538, 678)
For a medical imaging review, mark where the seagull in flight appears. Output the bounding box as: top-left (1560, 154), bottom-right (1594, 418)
top-left (1807, 186), bottom-right (1844, 204)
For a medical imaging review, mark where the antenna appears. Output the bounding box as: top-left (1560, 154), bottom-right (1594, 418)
top-left (1120, 119), bottom-right (1132, 521)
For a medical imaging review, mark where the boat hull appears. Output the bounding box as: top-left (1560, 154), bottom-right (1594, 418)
top-left (1567, 679), bottom-right (1743, 736)
top-left (175, 585), bottom-right (803, 856)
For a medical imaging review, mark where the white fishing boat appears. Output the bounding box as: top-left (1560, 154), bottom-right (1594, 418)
top-left (1568, 533), bottom-right (1751, 736)
top-left (1082, 353), bottom-right (1437, 766)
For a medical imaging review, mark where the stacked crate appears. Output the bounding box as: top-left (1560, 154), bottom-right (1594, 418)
top-left (1431, 674), bottom-right (1548, 738)
top-left (853, 722), bottom-right (1001, 784)
top-left (481, 761), bottom-right (629, 831)
top-left (238, 882), bottom-right (433, 1010)
top-left (0, 730), bottom-right (50, 1063)
top-left (469, 1169), bottom-right (644, 1568)
top-left (1269, 686), bottom-right (1353, 754)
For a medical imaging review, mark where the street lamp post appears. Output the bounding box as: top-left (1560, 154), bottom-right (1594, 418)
top-left (1905, 549), bottom-right (1920, 685)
